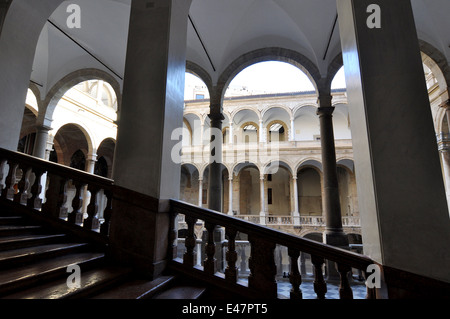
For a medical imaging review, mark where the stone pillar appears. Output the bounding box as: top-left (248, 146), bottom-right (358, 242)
top-left (0, 1), bottom-right (64, 150)
top-left (109, 0), bottom-right (192, 278)
top-left (439, 149), bottom-right (450, 215)
top-left (290, 117), bottom-right (295, 142)
top-left (317, 96), bottom-right (349, 249)
top-left (292, 176), bottom-right (300, 226)
top-left (259, 174), bottom-right (266, 225)
top-left (85, 153), bottom-right (97, 175)
top-left (82, 153), bottom-right (97, 215)
top-left (337, 0), bottom-right (450, 288)
top-left (32, 125), bottom-right (52, 159)
top-left (200, 123), bottom-right (205, 148)
top-left (207, 112), bottom-right (224, 212)
top-left (228, 177), bottom-right (233, 216)
top-left (259, 119), bottom-right (264, 143)
top-left (229, 122), bottom-right (234, 145)
top-left (198, 177), bottom-right (203, 207)
top-left (439, 100), bottom-right (450, 214)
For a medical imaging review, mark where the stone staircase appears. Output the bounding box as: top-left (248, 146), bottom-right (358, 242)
top-left (0, 208), bottom-right (206, 300)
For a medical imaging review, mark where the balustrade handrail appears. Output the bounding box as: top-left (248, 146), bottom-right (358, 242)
top-left (170, 199), bottom-right (375, 299)
top-left (170, 199), bottom-right (372, 272)
top-left (0, 147), bottom-right (114, 241)
top-left (0, 148), bottom-right (114, 189)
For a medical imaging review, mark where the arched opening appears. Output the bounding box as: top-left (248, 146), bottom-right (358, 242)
top-left (224, 61), bottom-right (315, 98)
top-left (96, 138), bottom-right (116, 179)
top-left (297, 167), bottom-right (322, 216)
top-left (242, 122), bottom-right (259, 144)
top-left (266, 166), bottom-right (291, 216)
top-left (51, 124), bottom-right (91, 168)
top-left (17, 106), bottom-right (38, 155)
top-left (337, 166), bottom-right (358, 217)
top-left (184, 72), bottom-right (210, 101)
top-left (180, 164), bottom-right (200, 206)
top-left (268, 121), bottom-right (287, 142)
top-left (293, 106), bottom-right (321, 141)
top-left (238, 165), bottom-right (261, 215)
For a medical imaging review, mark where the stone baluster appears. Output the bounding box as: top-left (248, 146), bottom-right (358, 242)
top-left (83, 185), bottom-right (100, 231)
top-left (337, 263), bottom-right (353, 299)
top-left (168, 212), bottom-right (179, 260)
top-left (311, 255), bottom-right (327, 299)
top-left (183, 216), bottom-right (198, 268)
top-left (100, 190), bottom-right (113, 236)
top-left (248, 236), bottom-right (277, 298)
top-left (0, 160), bottom-right (7, 192)
top-left (42, 173), bottom-right (68, 219)
top-left (225, 228), bottom-right (238, 283)
top-left (288, 248), bottom-right (303, 299)
top-left (27, 168), bottom-right (44, 210)
top-left (204, 222), bottom-right (217, 275)
top-left (2, 161), bottom-right (17, 200)
top-left (362, 269), bottom-right (377, 299)
top-left (68, 181), bottom-right (86, 226)
top-left (14, 165), bottom-right (30, 205)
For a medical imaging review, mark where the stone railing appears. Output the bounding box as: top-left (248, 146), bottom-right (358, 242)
top-left (231, 214), bottom-right (360, 227)
top-left (169, 199), bottom-right (375, 299)
top-left (0, 148), bottom-right (113, 244)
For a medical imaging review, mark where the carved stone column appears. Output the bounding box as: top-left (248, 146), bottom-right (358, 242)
top-left (32, 125), bottom-right (52, 159)
top-left (207, 111), bottom-right (224, 212)
top-left (317, 95), bottom-right (348, 249)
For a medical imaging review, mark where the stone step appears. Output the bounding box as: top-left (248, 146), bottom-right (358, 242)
top-left (0, 234), bottom-right (67, 251)
top-left (0, 251), bottom-right (105, 297)
top-left (0, 225), bottom-right (43, 237)
top-left (92, 275), bottom-right (176, 299)
top-left (0, 243), bottom-right (89, 269)
top-left (0, 216), bottom-right (25, 226)
top-left (3, 266), bottom-right (131, 299)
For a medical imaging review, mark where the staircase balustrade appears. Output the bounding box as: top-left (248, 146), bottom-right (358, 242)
top-left (0, 148), bottom-right (113, 238)
top-left (0, 148), bottom-right (376, 299)
top-left (170, 199), bottom-right (376, 299)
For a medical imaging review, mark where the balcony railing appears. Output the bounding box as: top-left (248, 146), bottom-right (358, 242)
top-left (220, 215), bottom-right (360, 227)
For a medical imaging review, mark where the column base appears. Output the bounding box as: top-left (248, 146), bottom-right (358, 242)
top-left (323, 230), bottom-right (349, 281)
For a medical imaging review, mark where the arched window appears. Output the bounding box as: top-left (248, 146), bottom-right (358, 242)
top-left (70, 150), bottom-right (86, 171)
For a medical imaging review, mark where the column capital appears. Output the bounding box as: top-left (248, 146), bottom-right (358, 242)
top-left (36, 125), bottom-right (53, 133)
top-left (208, 112), bottom-right (225, 127)
top-left (316, 106), bottom-right (335, 117)
top-left (86, 153), bottom-right (98, 162)
top-left (292, 176), bottom-right (298, 181)
top-left (439, 99), bottom-right (450, 109)
top-left (317, 94), bottom-right (333, 108)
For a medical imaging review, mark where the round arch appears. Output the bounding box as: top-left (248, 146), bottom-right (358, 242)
top-left (216, 47), bottom-right (322, 106)
top-left (295, 159), bottom-right (323, 174)
top-left (51, 123), bottom-right (94, 167)
top-left (261, 160), bottom-right (293, 177)
top-left (41, 68), bottom-right (122, 127)
top-left (186, 60), bottom-right (213, 99)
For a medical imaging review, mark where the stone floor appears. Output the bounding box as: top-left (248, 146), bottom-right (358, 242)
top-left (276, 279), bottom-right (367, 299)
top-left (239, 276), bottom-right (368, 299)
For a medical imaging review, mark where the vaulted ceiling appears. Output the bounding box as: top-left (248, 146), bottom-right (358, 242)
top-left (29, 0), bottom-right (450, 98)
